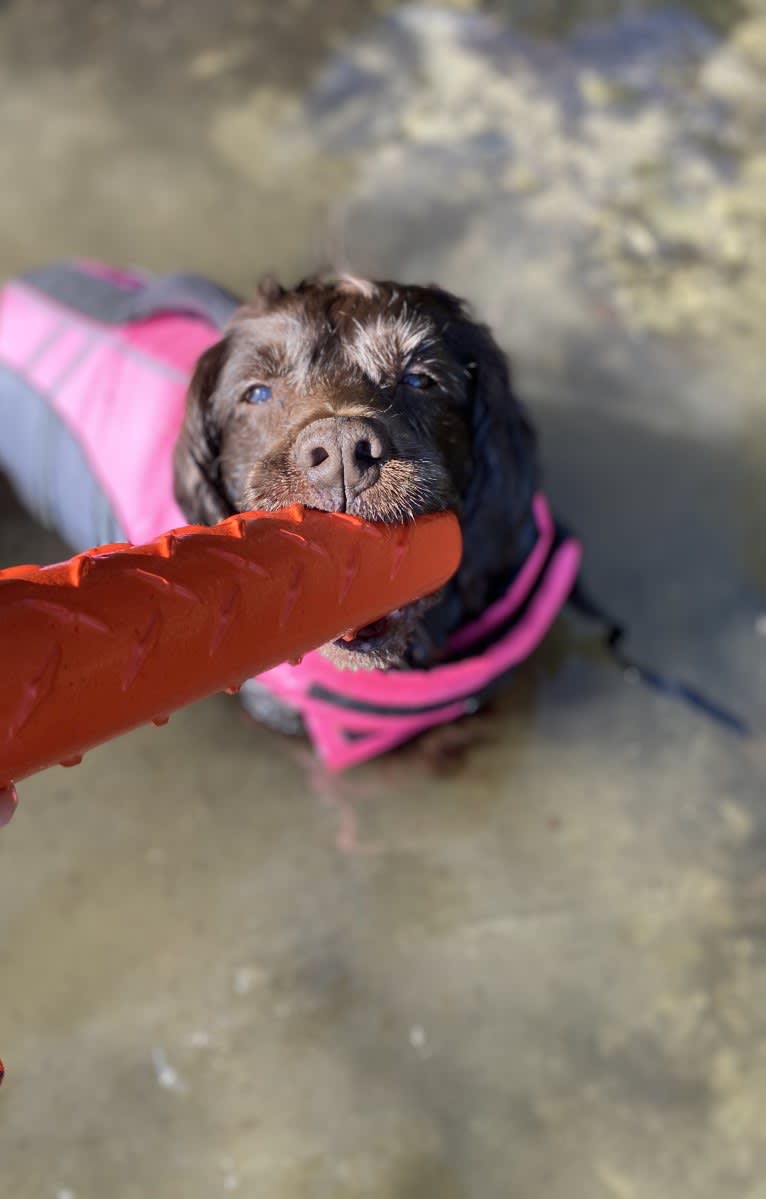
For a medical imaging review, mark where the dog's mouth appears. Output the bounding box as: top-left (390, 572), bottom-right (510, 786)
top-left (321, 594), bottom-right (439, 670)
top-left (334, 606), bottom-right (410, 654)
top-left (243, 481), bottom-right (455, 668)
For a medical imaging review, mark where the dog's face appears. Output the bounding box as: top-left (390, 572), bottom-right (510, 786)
top-left (174, 275), bottom-right (538, 669)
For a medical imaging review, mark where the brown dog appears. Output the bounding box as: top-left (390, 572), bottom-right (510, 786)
top-left (173, 273), bottom-right (538, 678)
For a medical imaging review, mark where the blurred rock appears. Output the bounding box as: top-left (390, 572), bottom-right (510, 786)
top-left (292, 6), bottom-right (766, 342)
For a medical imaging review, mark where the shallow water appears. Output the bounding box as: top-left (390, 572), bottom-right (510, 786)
top-left (1, 2), bottom-right (765, 1196)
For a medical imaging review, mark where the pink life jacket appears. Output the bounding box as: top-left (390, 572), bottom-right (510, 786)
top-left (0, 260), bottom-right (740, 770)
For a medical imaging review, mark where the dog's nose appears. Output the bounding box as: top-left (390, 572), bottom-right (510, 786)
top-left (294, 417), bottom-right (390, 509)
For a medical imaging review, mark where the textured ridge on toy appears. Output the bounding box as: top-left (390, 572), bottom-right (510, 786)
top-left (0, 505), bottom-right (462, 787)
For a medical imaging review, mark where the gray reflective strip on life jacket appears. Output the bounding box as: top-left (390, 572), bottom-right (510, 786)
top-left (0, 363), bottom-right (126, 552)
top-left (20, 262), bottom-right (240, 332)
top-left (124, 273), bottom-right (240, 330)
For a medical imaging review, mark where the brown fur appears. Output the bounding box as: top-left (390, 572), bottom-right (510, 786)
top-left (173, 273), bottom-right (538, 674)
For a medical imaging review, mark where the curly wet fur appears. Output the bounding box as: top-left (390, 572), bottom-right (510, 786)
top-left (173, 272), bottom-right (539, 691)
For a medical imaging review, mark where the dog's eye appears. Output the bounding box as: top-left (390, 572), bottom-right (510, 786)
top-left (401, 372), bottom-right (433, 390)
top-left (242, 384), bottom-right (272, 405)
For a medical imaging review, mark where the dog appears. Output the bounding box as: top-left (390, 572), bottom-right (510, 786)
top-left (173, 273), bottom-right (540, 680)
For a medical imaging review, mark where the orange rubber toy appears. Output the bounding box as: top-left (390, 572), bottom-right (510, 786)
top-left (0, 506), bottom-right (462, 789)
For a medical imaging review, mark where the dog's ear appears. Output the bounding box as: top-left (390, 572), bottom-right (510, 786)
top-left (173, 337), bottom-right (234, 526)
top-left (173, 280), bottom-right (287, 524)
top-left (440, 314), bottom-right (539, 626)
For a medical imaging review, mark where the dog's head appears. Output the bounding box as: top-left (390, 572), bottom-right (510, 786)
top-left (173, 274), bottom-right (538, 669)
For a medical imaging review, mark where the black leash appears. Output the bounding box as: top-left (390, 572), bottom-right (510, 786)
top-left (567, 578), bottom-right (750, 738)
